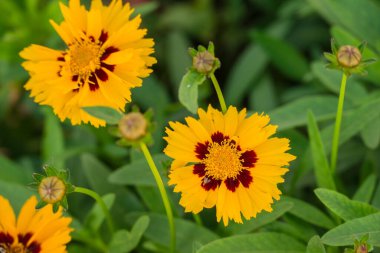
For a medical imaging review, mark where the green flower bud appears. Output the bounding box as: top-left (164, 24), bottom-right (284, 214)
top-left (119, 112), bottom-right (147, 141)
top-left (38, 176), bottom-right (66, 204)
top-left (337, 45), bottom-right (362, 68)
top-left (193, 51), bottom-right (216, 74)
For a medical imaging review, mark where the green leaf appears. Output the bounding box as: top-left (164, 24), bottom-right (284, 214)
top-left (0, 180), bottom-right (33, 213)
top-left (321, 98), bottom-right (380, 151)
top-left (166, 31), bottom-right (191, 91)
top-left (353, 174), bottom-right (377, 203)
top-left (109, 154), bottom-right (170, 186)
top-left (282, 196), bottom-right (335, 229)
top-left (197, 232), bottom-right (306, 253)
top-left (109, 216), bottom-right (150, 253)
top-left (360, 117), bottom-right (380, 150)
top-left (269, 95), bottom-right (348, 131)
top-left (314, 188), bottom-right (378, 221)
top-left (254, 31), bottom-right (309, 80)
top-left (43, 108), bottom-right (64, 169)
top-left (322, 213), bottom-right (380, 247)
top-left (126, 213), bottom-right (219, 253)
top-left (0, 155), bottom-right (30, 184)
top-left (307, 111), bottom-right (335, 190)
top-left (81, 153), bottom-right (144, 215)
top-left (307, 0), bottom-right (380, 53)
top-left (225, 45), bottom-right (267, 106)
top-left (331, 26), bottom-right (380, 86)
top-left (225, 200), bottom-right (294, 234)
top-left (84, 194), bottom-right (115, 232)
top-left (249, 75), bottom-right (277, 112)
top-left (225, 21), bottom-right (290, 106)
top-left (307, 236), bottom-right (326, 253)
top-left (178, 69), bottom-right (206, 113)
top-left (82, 106), bottom-right (122, 125)
top-left (311, 62), bottom-right (367, 104)
top-left (133, 1), bottom-right (158, 16)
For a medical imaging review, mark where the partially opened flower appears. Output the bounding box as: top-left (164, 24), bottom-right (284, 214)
top-left (164, 105), bottom-right (296, 226)
top-left (0, 195), bottom-right (72, 252)
top-left (20, 0), bottom-right (156, 127)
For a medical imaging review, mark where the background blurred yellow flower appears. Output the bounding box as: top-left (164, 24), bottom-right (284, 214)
top-left (164, 105), bottom-right (296, 226)
top-left (20, 0), bottom-right (156, 127)
top-left (0, 195), bottom-right (72, 253)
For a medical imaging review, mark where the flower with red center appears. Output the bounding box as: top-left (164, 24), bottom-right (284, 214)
top-left (20, 0), bottom-right (156, 127)
top-left (0, 195), bottom-right (72, 252)
top-left (164, 105), bottom-right (296, 225)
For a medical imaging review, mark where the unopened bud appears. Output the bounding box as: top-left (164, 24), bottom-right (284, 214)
top-left (119, 112), bottom-right (147, 140)
top-left (337, 45), bottom-right (362, 68)
top-left (193, 51), bottom-right (215, 74)
top-left (355, 245), bottom-right (368, 253)
top-left (38, 176), bottom-right (66, 204)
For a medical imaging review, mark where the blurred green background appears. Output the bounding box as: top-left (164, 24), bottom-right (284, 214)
top-left (1, 0), bottom-right (380, 252)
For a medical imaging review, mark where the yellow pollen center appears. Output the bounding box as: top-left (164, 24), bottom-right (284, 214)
top-left (69, 40), bottom-right (102, 77)
top-left (203, 141), bottom-right (242, 180)
top-left (0, 243), bottom-right (26, 253)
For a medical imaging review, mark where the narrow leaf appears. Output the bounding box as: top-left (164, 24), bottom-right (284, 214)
top-left (178, 69), bottom-right (206, 113)
top-left (197, 232), bottom-right (305, 253)
top-left (322, 213), bottom-right (380, 247)
top-left (307, 111), bottom-right (335, 190)
top-left (282, 196), bottom-right (335, 229)
top-left (315, 188), bottom-right (378, 221)
top-left (307, 236), bottom-right (326, 253)
top-left (353, 174), bottom-right (377, 203)
top-left (82, 106), bottom-right (123, 125)
top-left (43, 108), bottom-right (64, 169)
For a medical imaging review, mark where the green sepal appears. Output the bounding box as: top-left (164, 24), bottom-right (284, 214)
top-left (35, 200), bottom-right (48, 209)
top-left (53, 203), bottom-right (59, 213)
top-left (108, 126), bottom-right (122, 137)
top-left (207, 41), bottom-right (215, 54)
top-left (188, 47), bottom-right (197, 57)
top-left (61, 197), bottom-right (69, 211)
top-left (197, 45), bottom-right (207, 52)
top-left (357, 41), bottom-right (367, 54)
top-left (331, 38), bottom-right (339, 55)
top-left (32, 173), bottom-right (44, 182)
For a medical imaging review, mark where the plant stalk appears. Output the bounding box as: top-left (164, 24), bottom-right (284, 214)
top-left (330, 72), bottom-right (348, 173)
top-left (210, 73), bottom-right (227, 113)
top-left (139, 142), bottom-right (176, 253)
top-left (74, 186), bottom-right (115, 234)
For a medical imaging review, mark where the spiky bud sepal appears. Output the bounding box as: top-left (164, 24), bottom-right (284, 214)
top-left (324, 39), bottom-right (376, 76)
top-left (31, 165), bottom-right (74, 212)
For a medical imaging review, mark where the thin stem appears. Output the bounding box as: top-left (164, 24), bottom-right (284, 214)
top-left (330, 72), bottom-right (348, 173)
top-left (192, 213), bottom-right (203, 226)
top-left (74, 186), bottom-right (114, 234)
top-left (210, 73), bottom-right (227, 113)
top-left (139, 142), bottom-right (176, 253)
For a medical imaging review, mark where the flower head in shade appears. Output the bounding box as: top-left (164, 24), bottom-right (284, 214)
top-left (20, 0), bottom-right (156, 127)
top-left (164, 105), bottom-right (296, 226)
top-left (0, 195), bottom-right (72, 252)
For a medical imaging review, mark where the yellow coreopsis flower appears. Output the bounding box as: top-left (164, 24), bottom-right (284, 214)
top-left (20, 0), bottom-right (156, 127)
top-left (164, 105), bottom-right (296, 226)
top-left (0, 195), bottom-right (72, 252)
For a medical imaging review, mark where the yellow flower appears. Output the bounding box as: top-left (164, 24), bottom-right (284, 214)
top-left (164, 105), bottom-right (296, 226)
top-left (20, 0), bottom-right (156, 127)
top-left (0, 195), bottom-right (72, 252)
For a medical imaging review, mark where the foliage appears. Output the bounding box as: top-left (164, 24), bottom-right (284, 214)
top-left (1, 0), bottom-right (380, 252)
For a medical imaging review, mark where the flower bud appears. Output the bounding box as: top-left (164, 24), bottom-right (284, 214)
top-left (193, 51), bottom-right (216, 74)
top-left (38, 176), bottom-right (66, 204)
top-left (119, 112), bottom-right (147, 141)
top-left (355, 245), bottom-right (368, 253)
top-left (337, 45), bottom-right (362, 68)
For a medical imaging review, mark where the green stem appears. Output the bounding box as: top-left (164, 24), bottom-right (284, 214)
top-left (74, 186), bottom-right (115, 234)
top-left (330, 72), bottom-right (348, 173)
top-left (210, 73), bottom-right (227, 113)
top-left (192, 213), bottom-right (203, 226)
top-left (139, 142), bottom-right (176, 253)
